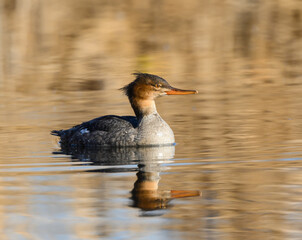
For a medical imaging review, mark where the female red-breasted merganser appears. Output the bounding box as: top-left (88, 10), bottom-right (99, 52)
top-left (51, 73), bottom-right (197, 148)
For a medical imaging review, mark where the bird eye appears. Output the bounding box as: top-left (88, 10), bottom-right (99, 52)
top-left (155, 84), bottom-right (162, 88)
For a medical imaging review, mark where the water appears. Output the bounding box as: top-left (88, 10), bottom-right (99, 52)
top-left (1, 0), bottom-right (302, 239)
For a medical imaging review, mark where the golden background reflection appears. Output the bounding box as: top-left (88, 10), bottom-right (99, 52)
top-left (1, 0), bottom-right (302, 239)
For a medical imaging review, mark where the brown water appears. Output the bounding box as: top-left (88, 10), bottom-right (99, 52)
top-left (1, 0), bottom-right (302, 239)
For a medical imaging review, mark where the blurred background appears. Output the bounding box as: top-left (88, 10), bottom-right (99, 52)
top-left (1, 0), bottom-right (302, 92)
top-left (1, 0), bottom-right (302, 239)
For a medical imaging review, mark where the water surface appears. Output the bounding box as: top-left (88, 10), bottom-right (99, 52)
top-left (1, 1), bottom-right (302, 239)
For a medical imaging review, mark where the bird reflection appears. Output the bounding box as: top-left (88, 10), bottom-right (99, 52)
top-left (55, 146), bottom-right (201, 214)
top-left (131, 163), bottom-right (201, 213)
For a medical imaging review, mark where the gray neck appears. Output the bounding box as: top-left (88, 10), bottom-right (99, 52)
top-left (136, 110), bottom-right (175, 146)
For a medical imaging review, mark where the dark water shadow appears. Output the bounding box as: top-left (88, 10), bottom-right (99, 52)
top-left (54, 146), bottom-right (201, 216)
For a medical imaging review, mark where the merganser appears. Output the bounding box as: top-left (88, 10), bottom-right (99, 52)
top-left (51, 73), bottom-right (197, 148)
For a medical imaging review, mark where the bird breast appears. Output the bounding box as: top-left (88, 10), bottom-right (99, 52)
top-left (137, 113), bottom-right (175, 146)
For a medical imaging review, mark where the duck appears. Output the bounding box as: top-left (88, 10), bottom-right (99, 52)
top-left (51, 73), bottom-right (197, 148)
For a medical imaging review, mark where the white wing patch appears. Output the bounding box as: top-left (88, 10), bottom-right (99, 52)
top-left (80, 128), bottom-right (90, 134)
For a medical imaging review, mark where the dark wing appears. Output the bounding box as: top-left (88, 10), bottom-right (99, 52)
top-left (51, 115), bottom-right (138, 148)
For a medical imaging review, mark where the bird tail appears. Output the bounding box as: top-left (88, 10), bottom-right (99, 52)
top-left (51, 130), bottom-right (63, 136)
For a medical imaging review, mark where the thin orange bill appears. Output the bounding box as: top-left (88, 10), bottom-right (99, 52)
top-left (165, 88), bottom-right (198, 95)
